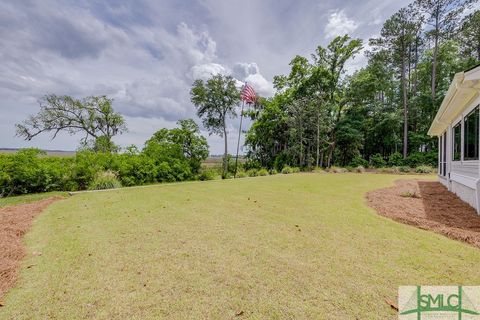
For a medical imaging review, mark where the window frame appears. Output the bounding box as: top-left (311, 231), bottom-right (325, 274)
top-left (452, 121), bottom-right (462, 162)
top-left (463, 106), bottom-right (479, 161)
top-left (442, 131), bottom-right (447, 175)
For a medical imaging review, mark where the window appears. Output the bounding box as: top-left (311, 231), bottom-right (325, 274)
top-left (453, 122), bottom-right (461, 161)
top-left (439, 132), bottom-right (447, 176)
top-left (464, 106), bottom-right (479, 160)
top-left (443, 131), bottom-right (446, 175)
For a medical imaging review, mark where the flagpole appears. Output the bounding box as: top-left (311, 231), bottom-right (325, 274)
top-left (234, 100), bottom-right (245, 178)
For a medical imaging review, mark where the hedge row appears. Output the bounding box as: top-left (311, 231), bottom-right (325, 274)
top-left (0, 148), bottom-right (195, 196)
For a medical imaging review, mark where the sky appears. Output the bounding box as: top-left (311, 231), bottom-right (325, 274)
top-left (0, 0), bottom-right (412, 154)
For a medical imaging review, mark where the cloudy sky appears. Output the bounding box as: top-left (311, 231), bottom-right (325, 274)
top-left (0, 0), bottom-right (412, 154)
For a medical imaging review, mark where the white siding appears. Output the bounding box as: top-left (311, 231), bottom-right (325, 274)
top-left (451, 161), bottom-right (479, 180)
top-left (450, 180), bottom-right (477, 209)
top-left (441, 95), bottom-right (480, 213)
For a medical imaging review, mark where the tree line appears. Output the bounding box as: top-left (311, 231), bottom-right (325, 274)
top-left (5, 99), bottom-right (211, 195)
top-left (9, 0), bottom-right (479, 194)
top-left (244, 1), bottom-right (479, 170)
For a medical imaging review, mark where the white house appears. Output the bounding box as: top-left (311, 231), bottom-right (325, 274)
top-left (428, 64), bottom-right (480, 212)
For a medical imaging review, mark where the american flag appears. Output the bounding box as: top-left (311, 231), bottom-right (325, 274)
top-left (240, 83), bottom-right (257, 104)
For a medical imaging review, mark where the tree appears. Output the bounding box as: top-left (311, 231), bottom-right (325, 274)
top-left (371, 7), bottom-right (420, 158)
top-left (458, 10), bottom-right (480, 62)
top-left (414, 0), bottom-right (471, 106)
top-left (190, 74), bottom-right (240, 178)
top-left (145, 119), bottom-right (209, 173)
top-left (312, 35), bottom-right (363, 166)
top-left (16, 94), bottom-right (127, 153)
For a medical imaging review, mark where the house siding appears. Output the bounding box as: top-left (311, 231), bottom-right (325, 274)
top-left (450, 180), bottom-right (477, 209)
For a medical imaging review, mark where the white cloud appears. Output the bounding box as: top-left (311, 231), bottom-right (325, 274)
top-left (189, 63), bottom-right (229, 81)
top-left (0, 0), bottom-right (413, 154)
top-left (324, 9), bottom-right (358, 39)
top-left (232, 62), bottom-right (274, 97)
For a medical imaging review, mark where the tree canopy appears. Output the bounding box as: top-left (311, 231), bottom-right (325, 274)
top-left (16, 95), bottom-right (127, 153)
top-left (245, 4), bottom-right (480, 170)
top-left (190, 74), bottom-right (240, 177)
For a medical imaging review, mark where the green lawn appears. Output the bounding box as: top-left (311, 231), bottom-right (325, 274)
top-left (2, 173), bottom-right (480, 319)
top-left (0, 191), bottom-right (67, 208)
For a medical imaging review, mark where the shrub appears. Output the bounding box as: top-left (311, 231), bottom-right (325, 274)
top-left (345, 166), bottom-right (354, 172)
top-left (235, 171), bottom-right (247, 178)
top-left (242, 159), bottom-right (260, 171)
top-left (257, 168), bottom-right (269, 176)
top-left (370, 153), bottom-right (386, 168)
top-left (350, 155), bottom-right (368, 168)
top-left (415, 165), bottom-right (434, 174)
top-left (199, 168), bottom-right (218, 181)
top-left (377, 167), bottom-right (399, 174)
top-left (400, 191), bottom-right (420, 198)
top-left (388, 152), bottom-right (404, 167)
top-left (269, 169), bottom-right (278, 175)
top-left (246, 169), bottom-right (258, 177)
top-left (292, 167), bottom-right (301, 173)
top-left (399, 166), bottom-right (411, 173)
top-left (355, 166), bottom-right (365, 173)
top-left (0, 149), bottom-right (76, 195)
top-left (328, 166), bottom-right (346, 173)
top-left (281, 166), bottom-right (293, 174)
top-left (302, 166), bottom-right (315, 172)
top-left (88, 170), bottom-right (122, 190)
top-left (404, 151), bottom-right (437, 167)
top-left (313, 167), bottom-right (327, 174)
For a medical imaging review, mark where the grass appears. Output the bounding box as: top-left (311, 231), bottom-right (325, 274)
top-left (2, 173), bottom-right (480, 319)
top-left (0, 191), bottom-right (67, 208)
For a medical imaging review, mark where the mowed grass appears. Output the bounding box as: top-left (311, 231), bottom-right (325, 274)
top-left (2, 174), bottom-right (480, 319)
top-left (0, 191), bottom-right (67, 208)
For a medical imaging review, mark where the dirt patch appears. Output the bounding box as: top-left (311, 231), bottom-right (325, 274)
top-left (0, 197), bottom-right (62, 299)
top-left (367, 180), bottom-right (480, 249)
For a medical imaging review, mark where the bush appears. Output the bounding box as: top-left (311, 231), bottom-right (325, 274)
top-left (199, 168), bottom-right (218, 181)
top-left (313, 167), bottom-right (327, 174)
top-left (0, 149), bottom-right (75, 195)
top-left (235, 171), bottom-right (247, 178)
top-left (399, 166), bottom-right (411, 173)
top-left (257, 168), bottom-right (269, 176)
top-left (292, 167), bottom-right (301, 173)
top-left (404, 151), bottom-right (437, 167)
top-left (269, 169), bottom-right (278, 175)
top-left (388, 152), bottom-right (404, 167)
top-left (415, 165), bottom-right (434, 174)
top-left (246, 169), bottom-right (258, 177)
top-left (355, 166), bottom-right (365, 173)
top-left (377, 167), bottom-right (399, 174)
top-left (400, 191), bottom-right (420, 198)
top-left (370, 153), bottom-right (386, 168)
top-left (281, 166), bottom-right (293, 174)
top-left (88, 170), bottom-right (122, 190)
top-left (350, 155), bottom-right (368, 168)
top-left (328, 166), bottom-right (347, 173)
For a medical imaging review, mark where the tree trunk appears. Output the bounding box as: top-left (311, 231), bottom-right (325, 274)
top-left (402, 53), bottom-right (408, 159)
top-left (223, 118), bottom-right (228, 178)
top-left (316, 111), bottom-right (320, 167)
top-left (327, 142), bottom-right (335, 167)
top-left (431, 16), bottom-right (439, 107)
top-left (413, 36), bottom-right (419, 96)
top-left (299, 128), bottom-right (303, 167)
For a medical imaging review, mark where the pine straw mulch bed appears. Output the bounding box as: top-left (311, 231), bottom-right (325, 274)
top-left (367, 179), bottom-right (480, 249)
top-left (0, 197), bottom-right (63, 301)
